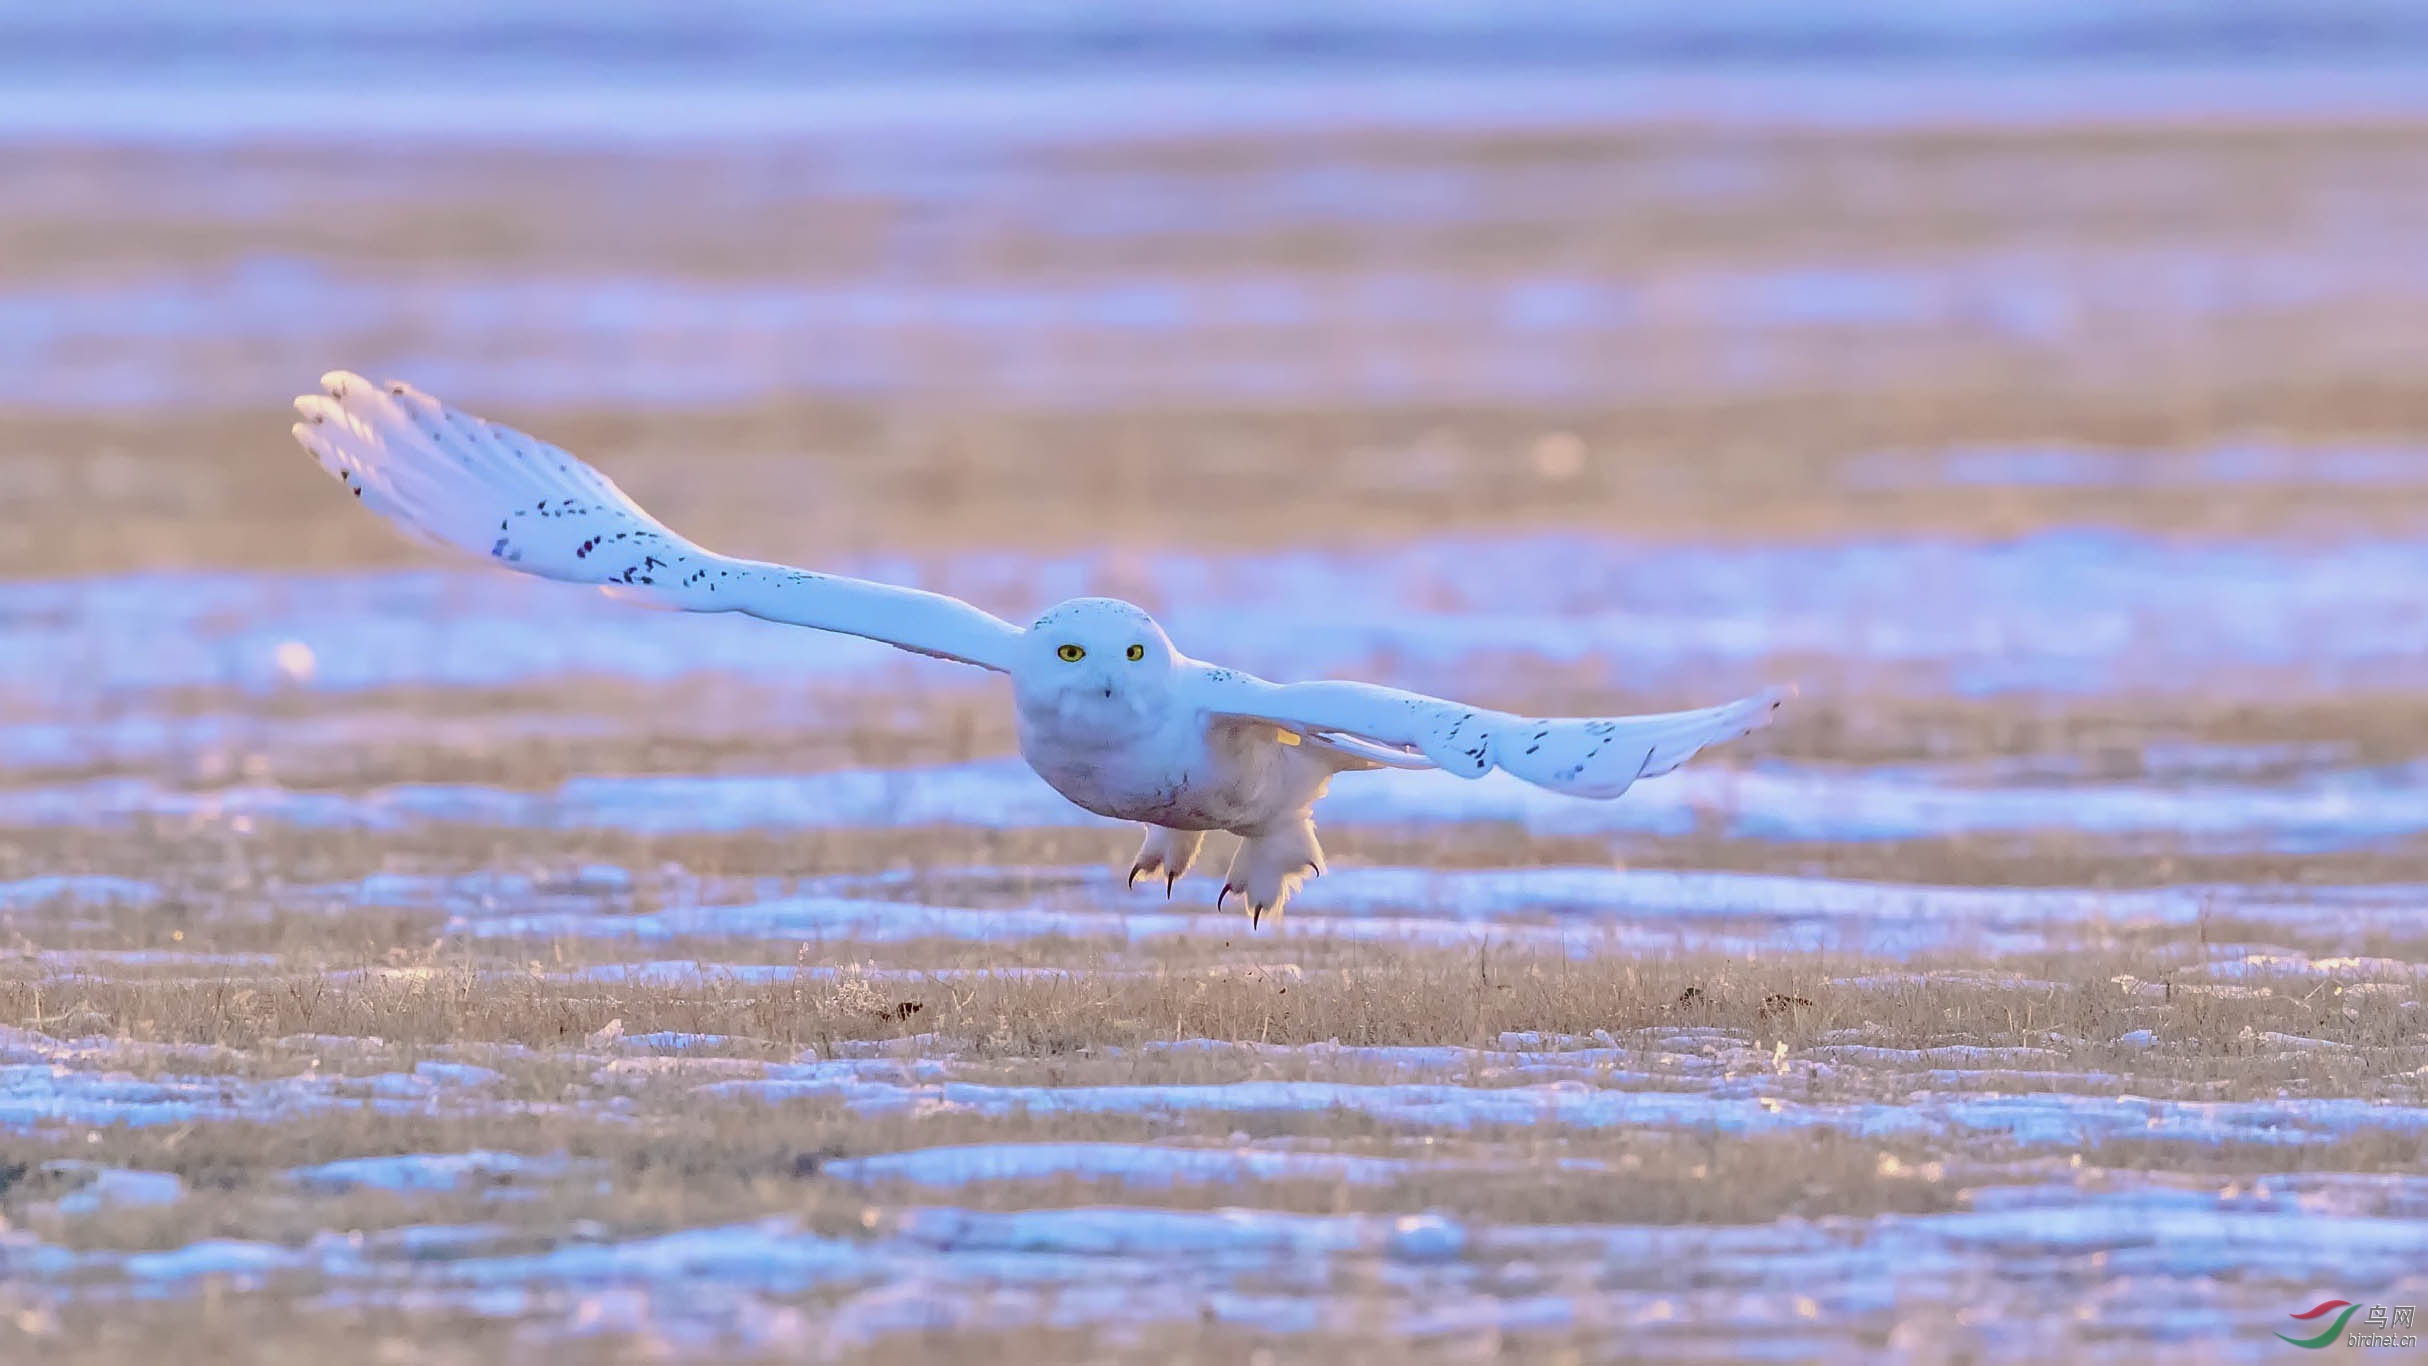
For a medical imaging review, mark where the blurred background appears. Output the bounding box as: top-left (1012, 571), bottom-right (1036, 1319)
top-left (11, 1), bottom-right (2428, 791)
top-left (9, 3), bottom-right (2428, 1359)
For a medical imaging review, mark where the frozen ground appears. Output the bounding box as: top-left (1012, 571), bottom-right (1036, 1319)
top-left (10, 527), bottom-right (2427, 1366)
top-left (18, 243), bottom-right (2428, 411)
top-left (8, 15), bottom-right (2428, 1362)
top-left (16, 531), bottom-right (2428, 701)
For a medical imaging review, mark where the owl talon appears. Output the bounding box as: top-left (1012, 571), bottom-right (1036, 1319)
top-left (1131, 827), bottom-right (1204, 898)
top-left (1221, 823), bottom-right (1317, 930)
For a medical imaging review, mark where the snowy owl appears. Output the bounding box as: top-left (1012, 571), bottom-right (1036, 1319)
top-left (292, 373), bottom-right (1790, 924)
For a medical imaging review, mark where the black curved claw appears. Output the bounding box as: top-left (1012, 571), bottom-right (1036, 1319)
top-left (1127, 867), bottom-right (1142, 890)
top-left (1165, 871), bottom-right (1178, 899)
top-left (1218, 884), bottom-right (1236, 912)
top-left (1251, 903), bottom-right (1266, 929)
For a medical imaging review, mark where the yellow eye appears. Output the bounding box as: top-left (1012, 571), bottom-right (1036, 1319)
top-left (1125, 643), bottom-right (1145, 661)
top-left (1056, 643), bottom-right (1085, 662)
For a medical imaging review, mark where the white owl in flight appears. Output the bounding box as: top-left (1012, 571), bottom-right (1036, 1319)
top-left (293, 373), bottom-right (1789, 925)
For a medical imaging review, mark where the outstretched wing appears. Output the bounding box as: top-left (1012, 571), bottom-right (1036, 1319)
top-left (1190, 665), bottom-right (1789, 799)
top-left (290, 372), bottom-right (1024, 672)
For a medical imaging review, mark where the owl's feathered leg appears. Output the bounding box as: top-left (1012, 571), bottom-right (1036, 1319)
top-left (1129, 825), bottom-right (1206, 897)
top-left (1218, 817), bottom-right (1324, 928)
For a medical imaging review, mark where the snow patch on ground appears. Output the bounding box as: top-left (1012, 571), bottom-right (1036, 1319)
top-left (290, 1151), bottom-right (584, 1194)
top-left (822, 1142), bottom-right (1424, 1189)
top-left (15, 532), bottom-right (2428, 708)
top-left (16, 755), bottom-right (2427, 852)
top-left (715, 1073), bottom-right (2428, 1151)
top-left (10, 1181), bottom-right (2428, 1354)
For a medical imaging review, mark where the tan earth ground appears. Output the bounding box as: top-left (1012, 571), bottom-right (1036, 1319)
top-left (6, 102), bottom-right (2428, 1362)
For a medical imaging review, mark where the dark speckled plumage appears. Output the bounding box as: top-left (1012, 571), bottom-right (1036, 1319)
top-left (292, 370), bottom-right (1792, 921)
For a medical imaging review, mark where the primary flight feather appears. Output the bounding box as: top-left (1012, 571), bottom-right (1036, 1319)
top-left (293, 372), bottom-right (1791, 924)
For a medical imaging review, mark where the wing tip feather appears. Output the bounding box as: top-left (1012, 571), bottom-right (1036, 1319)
top-left (1739, 682), bottom-right (1797, 732)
